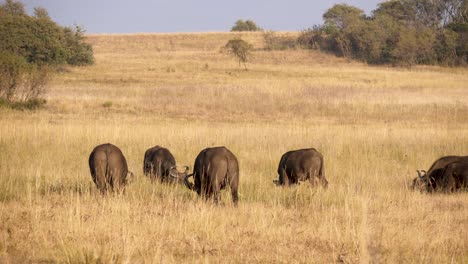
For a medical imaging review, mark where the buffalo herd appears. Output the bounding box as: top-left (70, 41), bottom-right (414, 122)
top-left (88, 143), bottom-right (468, 202)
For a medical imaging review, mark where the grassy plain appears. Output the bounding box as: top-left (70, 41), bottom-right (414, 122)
top-left (0, 32), bottom-right (468, 263)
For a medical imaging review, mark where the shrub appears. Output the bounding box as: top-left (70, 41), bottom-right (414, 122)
top-left (0, 52), bottom-right (49, 102)
top-left (102, 101), bottom-right (113, 108)
top-left (62, 25), bottom-right (94, 66)
top-left (0, 98), bottom-right (47, 110)
top-left (230, 19), bottom-right (262, 32)
top-left (0, 0), bottom-right (94, 107)
top-left (0, 13), bottom-right (67, 65)
top-left (263, 31), bottom-right (298, 50)
top-left (224, 38), bottom-right (253, 69)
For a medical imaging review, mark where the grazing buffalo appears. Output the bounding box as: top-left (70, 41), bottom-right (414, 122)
top-left (273, 148), bottom-right (328, 188)
top-left (89, 143), bottom-right (133, 194)
top-left (412, 156), bottom-right (468, 192)
top-left (184, 147), bottom-right (239, 205)
top-left (430, 160), bottom-right (468, 192)
top-left (143, 145), bottom-right (189, 183)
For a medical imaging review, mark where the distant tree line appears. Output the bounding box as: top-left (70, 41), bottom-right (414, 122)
top-left (0, 0), bottom-right (94, 107)
top-left (298, 0), bottom-right (468, 66)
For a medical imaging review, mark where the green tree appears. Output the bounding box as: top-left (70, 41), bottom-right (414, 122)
top-left (230, 19), bottom-right (262, 32)
top-left (373, 1), bottom-right (416, 22)
top-left (62, 25), bottom-right (95, 66)
top-left (0, 14), bottom-right (67, 65)
top-left (434, 28), bottom-right (459, 65)
top-left (392, 27), bottom-right (436, 66)
top-left (225, 38), bottom-right (253, 69)
top-left (302, 0), bottom-right (468, 66)
top-left (0, 0), bottom-right (94, 105)
top-left (323, 4), bottom-right (365, 30)
top-left (322, 4), bottom-right (366, 57)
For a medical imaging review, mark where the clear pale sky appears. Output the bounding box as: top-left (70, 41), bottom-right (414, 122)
top-left (18, 0), bottom-right (383, 33)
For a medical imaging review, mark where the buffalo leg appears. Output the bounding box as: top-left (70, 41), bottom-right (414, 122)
top-left (281, 169), bottom-right (290, 186)
top-left (94, 159), bottom-right (108, 194)
top-left (231, 186), bottom-right (238, 206)
top-left (230, 176), bottom-right (239, 206)
top-left (211, 181), bottom-right (220, 204)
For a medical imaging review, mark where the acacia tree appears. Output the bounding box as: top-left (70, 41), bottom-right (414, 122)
top-left (225, 38), bottom-right (253, 70)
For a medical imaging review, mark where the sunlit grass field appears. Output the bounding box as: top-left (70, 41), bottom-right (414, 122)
top-left (1, 32), bottom-right (467, 263)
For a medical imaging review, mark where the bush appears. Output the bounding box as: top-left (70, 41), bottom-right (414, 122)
top-left (263, 31), bottom-right (298, 50)
top-left (224, 38), bottom-right (253, 69)
top-left (0, 8), bottom-right (94, 66)
top-left (0, 0), bottom-right (94, 106)
top-left (230, 19), bottom-right (262, 32)
top-left (0, 13), bottom-right (67, 65)
top-left (62, 26), bottom-right (94, 66)
top-left (102, 101), bottom-right (113, 108)
top-left (0, 52), bottom-right (49, 102)
top-left (0, 98), bottom-right (47, 110)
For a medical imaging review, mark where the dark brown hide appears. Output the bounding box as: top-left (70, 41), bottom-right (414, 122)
top-left (89, 143), bottom-right (130, 194)
top-left (434, 161), bottom-right (468, 192)
top-left (274, 148), bottom-right (327, 188)
top-left (185, 147), bottom-right (239, 205)
top-left (143, 146), bottom-right (187, 183)
top-left (412, 156), bottom-right (468, 192)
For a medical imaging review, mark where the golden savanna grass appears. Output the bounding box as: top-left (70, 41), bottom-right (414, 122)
top-left (1, 32), bottom-right (468, 263)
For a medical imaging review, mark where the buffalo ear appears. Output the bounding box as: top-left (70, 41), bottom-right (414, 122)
top-left (169, 170), bottom-right (179, 179)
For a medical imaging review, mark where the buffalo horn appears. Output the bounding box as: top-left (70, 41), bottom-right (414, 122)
top-left (184, 173), bottom-right (194, 190)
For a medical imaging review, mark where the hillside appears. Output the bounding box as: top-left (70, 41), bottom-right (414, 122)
top-left (44, 32), bottom-right (468, 124)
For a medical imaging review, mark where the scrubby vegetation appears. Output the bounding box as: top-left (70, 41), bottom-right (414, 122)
top-left (263, 31), bottom-right (298, 50)
top-left (224, 38), bottom-right (253, 69)
top-left (0, 0), bottom-right (93, 106)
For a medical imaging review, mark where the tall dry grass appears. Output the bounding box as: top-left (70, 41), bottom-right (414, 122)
top-left (0, 32), bottom-right (467, 263)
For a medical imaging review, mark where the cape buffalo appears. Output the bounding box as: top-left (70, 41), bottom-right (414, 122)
top-left (273, 148), bottom-right (328, 188)
top-left (412, 155), bottom-right (468, 192)
top-left (89, 143), bottom-right (133, 194)
top-left (184, 147), bottom-right (239, 205)
top-left (430, 160), bottom-right (468, 192)
top-left (143, 145), bottom-right (189, 183)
